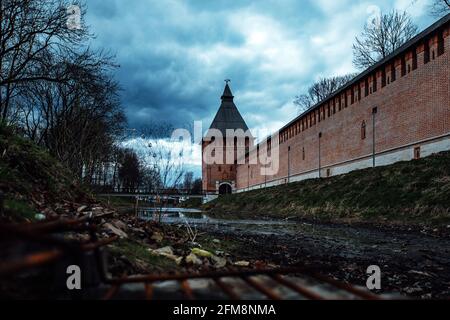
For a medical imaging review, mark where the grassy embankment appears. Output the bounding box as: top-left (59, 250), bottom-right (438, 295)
top-left (0, 124), bottom-right (93, 222)
top-left (205, 151), bottom-right (450, 226)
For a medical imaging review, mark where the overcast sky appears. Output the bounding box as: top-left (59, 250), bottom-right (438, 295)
top-left (85, 0), bottom-right (436, 177)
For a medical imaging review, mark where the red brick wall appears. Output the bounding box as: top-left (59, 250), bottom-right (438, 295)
top-left (236, 23), bottom-right (450, 190)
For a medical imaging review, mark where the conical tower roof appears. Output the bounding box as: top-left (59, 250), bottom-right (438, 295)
top-left (207, 82), bottom-right (249, 137)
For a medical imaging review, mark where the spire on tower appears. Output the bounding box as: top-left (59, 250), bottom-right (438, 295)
top-left (221, 79), bottom-right (234, 100)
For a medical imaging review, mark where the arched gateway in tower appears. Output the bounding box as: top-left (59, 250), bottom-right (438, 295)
top-left (202, 82), bottom-right (252, 199)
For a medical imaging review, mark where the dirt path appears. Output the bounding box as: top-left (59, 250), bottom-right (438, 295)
top-left (196, 220), bottom-right (450, 299)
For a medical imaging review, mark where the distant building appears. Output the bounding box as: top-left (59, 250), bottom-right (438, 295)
top-left (203, 15), bottom-right (450, 197)
top-left (202, 82), bottom-right (252, 198)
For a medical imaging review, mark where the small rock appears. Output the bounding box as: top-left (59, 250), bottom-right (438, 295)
top-left (186, 253), bottom-right (203, 265)
top-left (191, 248), bottom-right (213, 258)
top-left (103, 223), bottom-right (128, 238)
top-left (34, 213), bottom-right (46, 221)
top-left (175, 257), bottom-right (183, 265)
top-left (212, 256), bottom-right (227, 268)
top-left (234, 261), bottom-right (250, 267)
top-left (148, 246), bottom-right (178, 261)
top-left (404, 287), bottom-right (423, 294)
top-left (151, 232), bottom-right (164, 243)
top-left (112, 219), bottom-right (127, 231)
top-left (77, 205), bottom-right (88, 213)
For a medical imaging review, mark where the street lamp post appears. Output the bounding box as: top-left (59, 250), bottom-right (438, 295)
top-left (372, 107), bottom-right (378, 167)
top-left (318, 132), bottom-right (322, 178)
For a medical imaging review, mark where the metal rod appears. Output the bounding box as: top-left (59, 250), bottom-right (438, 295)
top-left (270, 274), bottom-right (324, 300)
top-left (242, 276), bottom-right (281, 300)
top-left (0, 250), bottom-right (63, 276)
top-left (214, 278), bottom-right (240, 300)
top-left (103, 285), bottom-right (120, 300)
top-left (144, 283), bottom-right (153, 300)
top-left (180, 280), bottom-right (195, 300)
top-left (311, 273), bottom-right (380, 300)
top-left (105, 267), bottom-right (310, 284)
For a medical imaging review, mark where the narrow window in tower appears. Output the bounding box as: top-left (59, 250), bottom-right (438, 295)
top-left (408, 64), bottom-right (411, 73)
top-left (328, 104), bottom-right (331, 117)
top-left (302, 147), bottom-right (305, 160)
top-left (432, 50), bottom-right (435, 60)
top-left (218, 166), bottom-right (221, 172)
top-left (361, 121), bottom-right (366, 140)
top-left (412, 48), bottom-right (418, 70)
top-left (438, 31), bottom-right (444, 56)
top-left (358, 84), bottom-right (361, 100)
top-left (381, 69), bottom-right (386, 87)
top-left (230, 165), bottom-right (233, 171)
top-left (373, 74), bottom-right (377, 92)
top-left (391, 63), bottom-right (396, 81)
top-left (401, 56), bottom-right (406, 76)
top-left (424, 40), bottom-right (430, 64)
top-left (351, 89), bottom-right (355, 104)
top-left (365, 78), bottom-right (369, 96)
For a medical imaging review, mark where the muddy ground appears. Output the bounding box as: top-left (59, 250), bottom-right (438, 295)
top-left (190, 219), bottom-right (450, 299)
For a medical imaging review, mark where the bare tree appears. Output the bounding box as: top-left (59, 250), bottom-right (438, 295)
top-left (429, 0), bottom-right (450, 17)
top-left (353, 10), bottom-right (418, 70)
top-left (294, 74), bottom-right (356, 114)
top-left (118, 149), bottom-right (141, 192)
top-left (15, 49), bottom-right (125, 182)
top-left (126, 124), bottom-right (188, 190)
top-left (183, 171), bottom-right (194, 193)
top-left (0, 0), bottom-right (89, 121)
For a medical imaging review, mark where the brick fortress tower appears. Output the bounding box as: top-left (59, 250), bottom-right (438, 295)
top-left (202, 81), bottom-right (251, 198)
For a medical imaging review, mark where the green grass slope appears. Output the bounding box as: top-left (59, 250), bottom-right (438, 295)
top-left (0, 125), bottom-right (93, 222)
top-left (206, 151), bottom-right (450, 226)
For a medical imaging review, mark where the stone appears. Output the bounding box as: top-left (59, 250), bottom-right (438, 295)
top-left (151, 232), bottom-right (164, 243)
top-left (148, 246), bottom-right (178, 261)
top-left (103, 223), bottom-right (128, 238)
top-left (186, 253), bottom-right (203, 265)
top-left (191, 248), bottom-right (213, 258)
top-left (234, 261), bottom-right (250, 267)
top-left (77, 205), bottom-right (88, 213)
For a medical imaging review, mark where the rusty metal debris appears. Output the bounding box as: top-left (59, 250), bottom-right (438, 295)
top-left (0, 218), bottom-right (381, 300)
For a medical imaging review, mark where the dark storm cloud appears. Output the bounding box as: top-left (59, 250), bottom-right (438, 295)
top-left (85, 0), bottom-right (434, 136)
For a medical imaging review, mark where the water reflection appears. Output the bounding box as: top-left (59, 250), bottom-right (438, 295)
top-left (138, 207), bottom-right (296, 236)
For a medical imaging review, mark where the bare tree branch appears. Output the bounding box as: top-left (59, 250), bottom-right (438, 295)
top-left (352, 10), bottom-right (418, 70)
